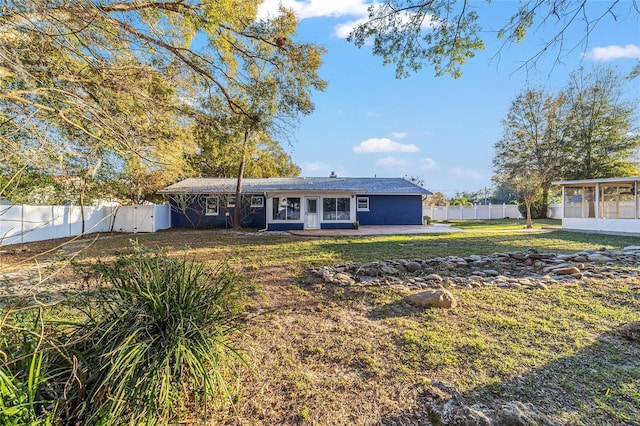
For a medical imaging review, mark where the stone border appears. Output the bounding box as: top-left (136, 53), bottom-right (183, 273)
top-left (312, 246), bottom-right (640, 291)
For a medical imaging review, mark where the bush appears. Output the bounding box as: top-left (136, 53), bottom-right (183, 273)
top-left (64, 242), bottom-right (248, 425)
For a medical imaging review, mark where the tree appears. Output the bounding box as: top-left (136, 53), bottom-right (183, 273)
top-left (189, 122), bottom-right (300, 178)
top-left (490, 183), bottom-right (519, 204)
top-left (194, 9), bottom-right (326, 229)
top-left (562, 67), bottom-right (640, 180)
top-left (493, 88), bottom-right (568, 217)
top-left (424, 192), bottom-right (449, 206)
top-left (493, 67), bottom-right (639, 222)
top-left (450, 192), bottom-right (474, 206)
top-left (0, 1), bottom-right (324, 207)
top-left (511, 170), bottom-right (542, 228)
top-left (348, 1), bottom-right (639, 78)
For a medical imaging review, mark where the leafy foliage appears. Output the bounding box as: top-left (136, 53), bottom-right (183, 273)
top-left (562, 67), bottom-right (640, 180)
top-left (348, 1), bottom-right (639, 78)
top-left (424, 191), bottom-right (450, 206)
top-left (0, 1), bottom-right (325, 204)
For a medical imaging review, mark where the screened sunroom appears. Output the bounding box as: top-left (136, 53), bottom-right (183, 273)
top-left (554, 177), bottom-right (640, 235)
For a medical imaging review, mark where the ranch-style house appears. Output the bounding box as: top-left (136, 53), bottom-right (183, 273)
top-left (159, 176), bottom-right (431, 231)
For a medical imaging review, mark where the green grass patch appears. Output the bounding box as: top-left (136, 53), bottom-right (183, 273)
top-left (445, 218), bottom-right (561, 230)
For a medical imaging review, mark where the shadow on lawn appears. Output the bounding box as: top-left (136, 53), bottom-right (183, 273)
top-left (377, 330), bottom-right (640, 426)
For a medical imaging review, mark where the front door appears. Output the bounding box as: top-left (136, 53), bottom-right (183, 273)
top-left (305, 197), bottom-right (319, 229)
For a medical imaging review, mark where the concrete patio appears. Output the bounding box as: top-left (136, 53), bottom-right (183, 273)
top-left (287, 223), bottom-right (460, 237)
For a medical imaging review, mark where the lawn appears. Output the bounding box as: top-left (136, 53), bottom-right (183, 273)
top-left (1, 221), bottom-right (639, 425)
top-left (444, 218), bottom-right (562, 231)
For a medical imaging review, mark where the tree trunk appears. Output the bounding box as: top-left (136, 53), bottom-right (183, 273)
top-left (525, 198), bottom-right (533, 228)
top-left (80, 184), bottom-right (86, 235)
top-left (540, 184), bottom-right (550, 219)
top-left (233, 129), bottom-right (249, 230)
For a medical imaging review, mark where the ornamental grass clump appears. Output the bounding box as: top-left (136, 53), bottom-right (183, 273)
top-left (67, 243), bottom-right (248, 425)
top-left (0, 307), bottom-right (58, 426)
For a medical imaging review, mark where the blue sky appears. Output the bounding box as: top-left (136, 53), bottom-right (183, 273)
top-left (258, 1), bottom-right (640, 196)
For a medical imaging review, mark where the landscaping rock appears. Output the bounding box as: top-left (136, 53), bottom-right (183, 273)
top-left (406, 261), bottom-right (422, 273)
top-left (587, 253), bottom-right (612, 263)
top-left (493, 401), bottom-right (560, 426)
top-left (449, 405), bottom-right (492, 425)
top-left (618, 322), bottom-right (640, 343)
top-left (408, 289), bottom-right (457, 309)
top-left (312, 248), bottom-right (640, 294)
top-left (424, 273), bottom-right (444, 282)
top-left (551, 266), bottom-right (581, 275)
top-left (334, 273), bottom-right (354, 286)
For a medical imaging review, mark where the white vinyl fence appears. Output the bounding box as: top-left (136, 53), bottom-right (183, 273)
top-left (0, 204), bottom-right (171, 246)
top-left (424, 204), bottom-right (523, 221)
top-left (547, 203), bottom-right (562, 219)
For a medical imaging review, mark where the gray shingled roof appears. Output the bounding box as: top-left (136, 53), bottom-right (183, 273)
top-left (158, 177), bottom-right (431, 195)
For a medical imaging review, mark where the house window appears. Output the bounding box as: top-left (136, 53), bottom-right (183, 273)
top-left (227, 196), bottom-right (236, 208)
top-left (251, 196), bottom-right (264, 208)
top-left (357, 197), bottom-right (369, 211)
top-left (272, 197), bottom-right (300, 220)
top-left (323, 197), bottom-right (351, 220)
top-left (205, 196), bottom-right (219, 215)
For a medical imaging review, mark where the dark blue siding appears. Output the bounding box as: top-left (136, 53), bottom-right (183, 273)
top-left (169, 195), bottom-right (266, 229)
top-left (321, 222), bottom-right (357, 230)
top-left (356, 195), bottom-right (424, 225)
top-left (267, 223), bottom-right (304, 231)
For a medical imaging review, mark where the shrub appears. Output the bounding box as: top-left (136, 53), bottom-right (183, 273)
top-left (64, 242), bottom-right (248, 425)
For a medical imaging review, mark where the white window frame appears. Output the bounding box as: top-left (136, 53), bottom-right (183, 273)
top-left (272, 196), bottom-right (302, 221)
top-left (251, 196), bottom-right (264, 208)
top-left (322, 197), bottom-right (352, 221)
top-left (205, 196), bottom-right (219, 216)
top-left (356, 196), bottom-right (370, 211)
top-left (227, 195), bottom-right (236, 208)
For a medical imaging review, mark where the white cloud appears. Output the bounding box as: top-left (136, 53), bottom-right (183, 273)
top-left (258, 0), bottom-right (369, 21)
top-left (353, 138), bottom-right (420, 153)
top-left (390, 131), bottom-right (408, 139)
top-left (450, 167), bottom-right (482, 180)
top-left (420, 158), bottom-right (438, 170)
top-left (376, 156), bottom-right (407, 167)
top-left (334, 17), bottom-right (369, 38)
top-left (584, 44), bottom-right (640, 61)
